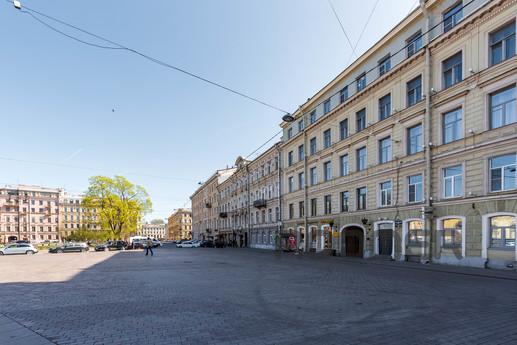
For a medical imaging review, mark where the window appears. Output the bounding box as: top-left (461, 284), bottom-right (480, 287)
top-left (310, 198), bottom-right (317, 216)
top-left (298, 119), bottom-right (304, 132)
top-left (310, 167), bottom-right (317, 186)
top-left (299, 201), bottom-right (304, 218)
top-left (380, 181), bottom-right (392, 207)
top-left (443, 165), bottom-right (463, 198)
top-left (357, 187), bottom-right (367, 210)
top-left (407, 76), bottom-right (422, 107)
top-left (340, 86), bottom-right (348, 103)
top-left (379, 94), bottom-right (391, 120)
top-left (357, 146), bottom-right (367, 171)
top-left (288, 176), bottom-right (294, 193)
top-left (408, 174), bottom-right (423, 203)
top-left (407, 31), bottom-right (423, 57)
top-left (288, 204), bottom-right (294, 220)
top-left (298, 144), bottom-right (304, 161)
top-left (442, 52), bottom-right (462, 89)
top-left (323, 129), bottom-right (332, 149)
top-left (288, 151), bottom-right (293, 166)
top-left (356, 108), bottom-right (366, 132)
top-left (340, 191), bottom-right (349, 212)
top-left (489, 86), bottom-right (516, 129)
top-left (490, 21), bottom-right (515, 65)
top-left (443, 2), bottom-right (463, 32)
top-left (287, 128), bottom-right (293, 139)
top-left (339, 119), bottom-right (348, 140)
top-left (408, 220), bottom-right (424, 246)
top-left (490, 154), bottom-right (516, 192)
top-left (324, 161), bottom-right (332, 181)
top-left (310, 110), bottom-right (316, 124)
top-left (379, 55), bottom-right (391, 76)
top-left (340, 154), bottom-right (349, 176)
top-left (298, 172), bottom-right (305, 190)
top-left (490, 215), bottom-right (515, 248)
top-left (324, 195), bottom-right (332, 214)
top-left (379, 137), bottom-right (392, 164)
top-left (310, 137), bottom-right (317, 155)
top-left (407, 124), bottom-right (423, 155)
top-left (324, 99), bottom-right (331, 114)
top-left (443, 108), bottom-right (463, 143)
top-left (356, 73), bottom-right (366, 92)
top-left (442, 218), bottom-right (462, 248)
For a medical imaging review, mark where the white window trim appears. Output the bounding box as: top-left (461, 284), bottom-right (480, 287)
top-left (481, 212), bottom-right (517, 261)
top-left (373, 221), bottom-right (395, 259)
top-left (442, 163), bottom-right (465, 199)
top-left (407, 173), bottom-right (424, 204)
top-left (378, 180), bottom-right (393, 208)
top-left (488, 153), bottom-right (517, 193)
top-left (440, 49), bottom-right (464, 91)
top-left (436, 216), bottom-right (466, 258)
top-left (402, 218), bottom-right (425, 257)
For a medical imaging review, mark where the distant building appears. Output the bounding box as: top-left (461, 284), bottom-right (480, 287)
top-left (167, 209), bottom-right (192, 240)
top-left (59, 193), bottom-right (99, 238)
top-left (0, 185), bottom-right (62, 243)
top-left (138, 223), bottom-right (166, 239)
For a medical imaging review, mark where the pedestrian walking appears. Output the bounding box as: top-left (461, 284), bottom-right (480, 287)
top-left (145, 237), bottom-right (154, 256)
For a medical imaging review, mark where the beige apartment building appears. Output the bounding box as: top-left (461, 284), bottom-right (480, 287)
top-left (0, 185), bottom-right (62, 243)
top-left (167, 208), bottom-right (192, 240)
top-left (138, 223), bottom-right (167, 239)
top-left (59, 194), bottom-right (99, 238)
top-left (280, 0), bottom-right (516, 269)
top-left (191, 168), bottom-right (236, 241)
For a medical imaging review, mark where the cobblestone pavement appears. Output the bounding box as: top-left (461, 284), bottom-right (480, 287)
top-left (1, 246), bottom-right (517, 345)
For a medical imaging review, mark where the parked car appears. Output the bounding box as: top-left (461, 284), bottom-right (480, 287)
top-left (191, 240), bottom-right (201, 248)
top-left (200, 240), bottom-right (214, 248)
top-left (176, 241), bottom-right (195, 248)
top-left (0, 243), bottom-right (38, 255)
top-left (49, 242), bottom-right (89, 253)
top-left (107, 241), bottom-right (127, 251)
top-left (94, 243), bottom-right (108, 251)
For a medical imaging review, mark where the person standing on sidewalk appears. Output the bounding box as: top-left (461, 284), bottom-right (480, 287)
top-left (145, 237), bottom-right (154, 256)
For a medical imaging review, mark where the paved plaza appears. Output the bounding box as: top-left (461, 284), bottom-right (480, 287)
top-left (1, 245), bottom-right (517, 345)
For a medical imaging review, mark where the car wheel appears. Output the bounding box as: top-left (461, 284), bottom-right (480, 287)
top-left (0, 252), bottom-right (4, 256)
top-left (26, 250), bottom-right (34, 255)
top-left (57, 249), bottom-right (63, 253)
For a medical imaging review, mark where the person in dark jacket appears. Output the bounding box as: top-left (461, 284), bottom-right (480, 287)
top-left (145, 237), bottom-right (154, 256)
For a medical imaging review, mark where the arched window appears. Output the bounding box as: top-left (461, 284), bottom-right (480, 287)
top-left (441, 218), bottom-right (462, 248)
top-left (407, 220), bottom-right (424, 246)
top-left (490, 216), bottom-right (516, 248)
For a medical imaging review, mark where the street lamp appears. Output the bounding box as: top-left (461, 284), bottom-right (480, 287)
top-left (282, 113), bottom-right (295, 123)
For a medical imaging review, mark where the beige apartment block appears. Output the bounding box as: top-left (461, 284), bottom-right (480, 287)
top-left (280, 0), bottom-right (517, 269)
top-left (138, 223), bottom-right (167, 239)
top-left (0, 185), bottom-right (62, 243)
top-left (191, 168), bottom-right (236, 241)
top-left (167, 208), bottom-right (192, 240)
top-left (59, 194), bottom-right (99, 238)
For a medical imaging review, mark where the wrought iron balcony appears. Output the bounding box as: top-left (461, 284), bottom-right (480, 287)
top-left (253, 199), bottom-right (267, 208)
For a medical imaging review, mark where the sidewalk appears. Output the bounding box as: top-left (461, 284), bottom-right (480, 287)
top-left (0, 314), bottom-right (55, 345)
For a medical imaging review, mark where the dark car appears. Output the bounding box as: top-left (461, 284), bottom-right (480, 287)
top-left (200, 240), bottom-right (214, 248)
top-left (49, 242), bottom-right (89, 253)
top-left (107, 241), bottom-right (127, 251)
top-left (94, 243), bottom-right (108, 251)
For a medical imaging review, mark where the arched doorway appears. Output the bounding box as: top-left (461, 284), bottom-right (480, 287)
top-left (342, 226), bottom-right (364, 257)
top-left (377, 222), bottom-right (394, 257)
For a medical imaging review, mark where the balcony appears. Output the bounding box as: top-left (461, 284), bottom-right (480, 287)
top-left (253, 199), bottom-right (267, 208)
top-left (219, 212), bottom-right (228, 218)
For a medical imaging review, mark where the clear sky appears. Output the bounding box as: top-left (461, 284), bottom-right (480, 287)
top-left (1, 0), bottom-right (417, 221)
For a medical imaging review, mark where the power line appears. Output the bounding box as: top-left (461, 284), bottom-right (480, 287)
top-left (244, 129), bottom-right (282, 160)
top-left (327, 0), bottom-right (356, 57)
top-left (7, 1), bottom-right (290, 115)
top-left (345, 0), bottom-right (380, 66)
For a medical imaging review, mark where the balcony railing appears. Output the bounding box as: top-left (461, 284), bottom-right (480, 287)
top-left (253, 199), bottom-right (267, 208)
top-left (219, 212), bottom-right (228, 218)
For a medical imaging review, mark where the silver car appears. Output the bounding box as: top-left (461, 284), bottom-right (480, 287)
top-left (0, 243), bottom-right (39, 255)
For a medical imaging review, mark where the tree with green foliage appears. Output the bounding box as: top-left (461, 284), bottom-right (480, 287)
top-left (82, 176), bottom-right (152, 239)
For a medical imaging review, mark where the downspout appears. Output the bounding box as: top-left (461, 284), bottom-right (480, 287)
top-left (276, 143), bottom-right (282, 251)
top-left (422, 0), bottom-right (434, 263)
top-left (246, 164), bottom-right (250, 248)
top-left (303, 118), bottom-right (309, 253)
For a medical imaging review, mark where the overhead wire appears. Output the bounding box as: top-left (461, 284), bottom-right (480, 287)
top-left (327, 0), bottom-right (356, 58)
top-left (7, 0), bottom-right (290, 115)
top-left (345, 0), bottom-right (380, 66)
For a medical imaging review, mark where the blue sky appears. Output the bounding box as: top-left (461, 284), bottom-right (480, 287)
top-left (1, 0), bottom-right (416, 220)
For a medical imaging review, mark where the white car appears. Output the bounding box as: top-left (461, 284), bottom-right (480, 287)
top-left (0, 243), bottom-right (39, 255)
top-left (191, 240), bottom-right (201, 248)
top-left (176, 241), bottom-right (194, 248)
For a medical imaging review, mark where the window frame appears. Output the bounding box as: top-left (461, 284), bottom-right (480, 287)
top-left (379, 136), bottom-right (392, 164)
top-left (443, 165), bottom-right (463, 199)
top-left (379, 54), bottom-right (391, 76)
top-left (356, 108), bottom-right (366, 132)
top-left (489, 20), bottom-right (516, 66)
top-left (406, 31), bottom-right (423, 58)
top-left (489, 84), bottom-right (516, 130)
top-left (407, 123), bottom-right (423, 155)
top-left (442, 107), bottom-right (463, 144)
top-left (407, 75), bottom-right (422, 107)
top-left (356, 73), bottom-right (367, 92)
top-left (356, 146), bottom-right (367, 171)
top-left (340, 191), bottom-right (349, 212)
top-left (323, 128), bottom-right (332, 149)
top-left (408, 174), bottom-right (423, 203)
top-left (379, 93), bottom-right (391, 120)
top-left (443, 1), bottom-right (463, 33)
top-left (323, 161), bottom-right (332, 182)
top-left (489, 153), bottom-right (517, 192)
top-left (442, 51), bottom-right (463, 89)
top-left (357, 187), bottom-right (367, 210)
top-left (379, 180), bottom-right (392, 207)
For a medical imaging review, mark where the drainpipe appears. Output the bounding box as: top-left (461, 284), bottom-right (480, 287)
top-left (276, 143), bottom-right (282, 251)
top-left (246, 164), bottom-right (250, 248)
top-left (303, 118), bottom-right (309, 253)
top-left (422, 0), bottom-right (434, 263)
